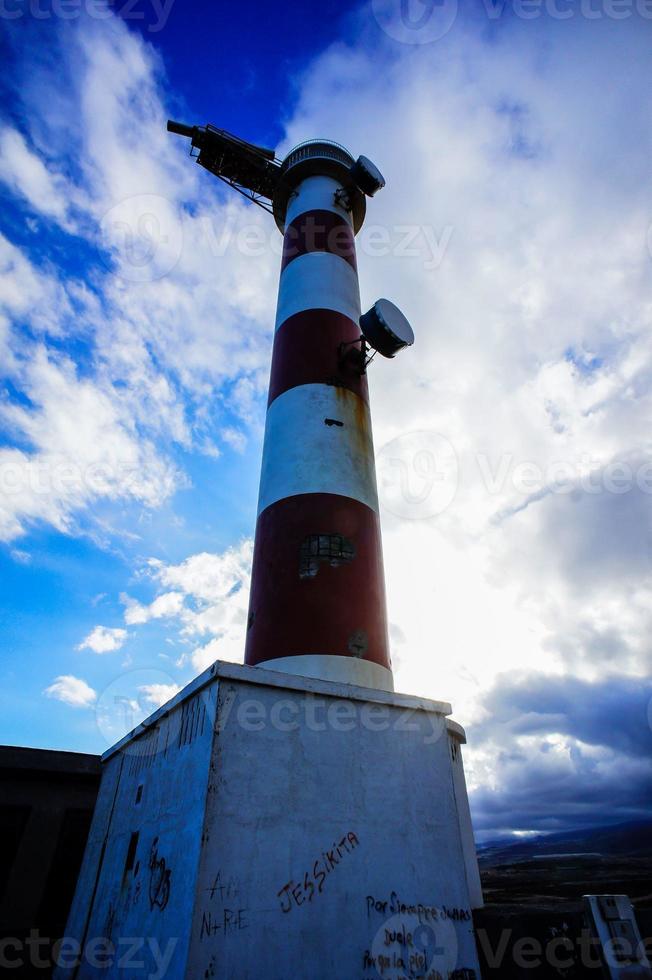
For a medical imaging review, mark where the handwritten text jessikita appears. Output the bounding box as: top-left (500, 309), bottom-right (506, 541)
top-left (277, 831), bottom-right (360, 913)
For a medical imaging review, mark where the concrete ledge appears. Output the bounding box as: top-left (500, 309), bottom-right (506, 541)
top-left (102, 659), bottom-right (453, 762)
top-left (447, 718), bottom-right (468, 745)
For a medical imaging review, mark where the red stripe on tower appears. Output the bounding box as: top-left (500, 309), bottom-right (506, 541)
top-left (244, 151), bottom-right (394, 692)
top-left (281, 210), bottom-right (357, 272)
top-left (268, 311), bottom-right (369, 406)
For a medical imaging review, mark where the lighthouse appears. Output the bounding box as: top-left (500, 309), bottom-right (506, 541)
top-left (166, 123), bottom-right (414, 692)
top-left (56, 121), bottom-right (482, 980)
top-left (245, 141), bottom-right (414, 692)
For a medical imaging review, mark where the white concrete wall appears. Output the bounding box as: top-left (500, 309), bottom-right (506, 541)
top-left (57, 663), bottom-right (483, 980)
top-left (56, 675), bottom-right (218, 979)
top-left (448, 721), bottom-right (484, 910)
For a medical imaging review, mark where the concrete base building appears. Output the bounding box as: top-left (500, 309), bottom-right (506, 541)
top-left (58, 662), bottom-right (482, 979)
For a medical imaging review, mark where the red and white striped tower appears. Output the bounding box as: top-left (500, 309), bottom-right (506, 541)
top-left (167, 124), bottom-right (412, 689)
top-left (244, 142), bottom-right (395, 691)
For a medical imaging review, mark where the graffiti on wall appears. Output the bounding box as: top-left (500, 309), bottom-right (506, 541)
top-left (199, 870), bottom-right (249, 941)
top-left (276, 830), bottom-right (360, 913)
top-left (149, 838), bottom-right (171, 911)
top-left (363, 892), bottom-right (476, 980)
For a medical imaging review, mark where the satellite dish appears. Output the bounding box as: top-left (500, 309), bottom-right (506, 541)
top-left (360, 299), bottom-right (414, 358)
top-left (350, 155), bottom-right (386, 197)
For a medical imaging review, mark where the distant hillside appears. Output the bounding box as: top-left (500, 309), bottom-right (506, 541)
top-left (478, 820), bottom-right (652, 866)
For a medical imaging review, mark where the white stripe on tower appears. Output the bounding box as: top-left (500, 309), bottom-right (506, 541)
top-left (285, 175), bottom-right (353, 226)
top-left (245, 170), bottom-right (393, 692)
top-left (257, 385), bottom-right (378, 515)
top-left (274, 253), bottom-right (361, 330)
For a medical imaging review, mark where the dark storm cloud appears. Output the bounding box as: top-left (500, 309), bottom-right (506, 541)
top-left (475, 673), bottom-right (652, 755)
top-left (467, 673), bottom-right (652, 837)
top-left (470, 756), bottom-right (652, 837)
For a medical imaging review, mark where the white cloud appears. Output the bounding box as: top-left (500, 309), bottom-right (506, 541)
top-left (153, 543), bottom-right (252, 644)
top-left (10, 548), bottom-right (30, 564)
top-left (120, 542), bottom-right (253, 672)
top-left (0, 14), bottom-right (274, 543)
top-left (138, 682), bottom-right (180, 708)
top-left (0, 339), bottom-right (183, 542)
top-left (221, 427), bottom-right (247, 453)
top-left (43, 674), bottom-right (97, 708)
top-left (0, 128), bottom-right (69, 221)
top-left (149, 544), bottom-right (252, 607)
top-left (61, 16), bottom-right (275, 396)
top-left (77, 625), bottom-right (128, 654)
top-left (0, 233), bottom-right (72, 340)
top-left (190, 635), bottom-right (244, 672)
top-left (122, 590), bottom-right (185, 625)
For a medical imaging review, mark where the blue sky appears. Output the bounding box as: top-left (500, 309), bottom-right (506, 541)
top-left (1, 0), bottom-right (651, 839)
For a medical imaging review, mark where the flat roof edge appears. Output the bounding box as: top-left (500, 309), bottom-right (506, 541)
top-left (102, 660), bottom-right (453, 762)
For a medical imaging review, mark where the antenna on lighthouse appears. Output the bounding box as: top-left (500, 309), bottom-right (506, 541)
top-left (168, 117), bottom-right (414, 380)
top-left (167, 119), bottom-right (283, 214)
top-left (167, 120), bottom-right (390, 221)
top-left (360, 299), bottom-right (414, 358)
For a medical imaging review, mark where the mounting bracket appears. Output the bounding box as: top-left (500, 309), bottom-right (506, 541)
top-left (338, 336), bottom-right (377, 376)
